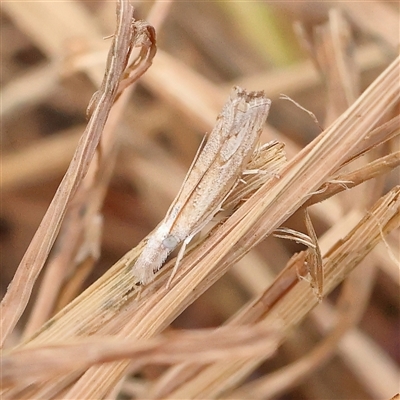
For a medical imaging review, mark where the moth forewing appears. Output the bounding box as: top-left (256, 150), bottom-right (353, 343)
top-left (132, 86), bottom-right (271, 285)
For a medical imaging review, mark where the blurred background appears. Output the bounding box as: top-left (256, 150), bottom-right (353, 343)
top-left (1, 2), bottom-right (399, 399)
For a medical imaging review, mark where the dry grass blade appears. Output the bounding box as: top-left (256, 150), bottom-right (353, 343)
top-left (304, 210), bottom-right (323, 300)
top-left (307, 150), bottom-right (400, 207)
top-left (1, 2), bottom-right (399, 399)
top-left (22, 12), bottom-right (156, 338)
top-left (222, 140), bottom-right (286, 210)
top-left (0, 0), bottom-right (156, 346)
top-left (1, 324), bottom-right (279, 388)
top-left (229, 240), bottom-right (379, 399)
top-left (241, 280), bottom-right (382, 398)
top-left (2, 53), bottom-right (396, 399)
top-left (8, 54), bottom-right (395, 400)
top-left (155, 187), bottom-right (400, 398)
top-left (338, 114), bottom-right (400, 167)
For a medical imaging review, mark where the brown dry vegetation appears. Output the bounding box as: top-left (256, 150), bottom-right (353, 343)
top-left (1, 1), bottom-right (399, 399)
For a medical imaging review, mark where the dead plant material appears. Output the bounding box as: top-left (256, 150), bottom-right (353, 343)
top-left (153, 187), bottom-right (400, 399)
top-left (1, 1), bottom-right (399, 399)
top-left (0, 0), bottom-right (156, 346)
top-left (1, 324), bottom-right (280, 388)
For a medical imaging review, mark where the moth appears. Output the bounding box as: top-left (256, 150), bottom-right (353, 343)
top-left (132, 86), bottom-right (271, 285)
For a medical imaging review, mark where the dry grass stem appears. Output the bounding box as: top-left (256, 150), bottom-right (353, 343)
top-left (1, 2), bottom-right (399, 399)
top-left (154, 187), bottom-right (400, 399)
top-left (1, 324), bottom-right (280, 388)
top-left (0, 1), bottom-right (145, 344)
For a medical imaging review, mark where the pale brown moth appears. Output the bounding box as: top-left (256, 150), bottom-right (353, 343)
top-left (132, 86), bottom-right (271, 285)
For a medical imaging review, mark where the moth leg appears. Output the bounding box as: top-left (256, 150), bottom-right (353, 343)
top-left (166, 182), bottom-right (241, 288)
top-left (166, 233), bottom-right (194, 288)
top-left (135, 285), bottom-right (143, 302)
